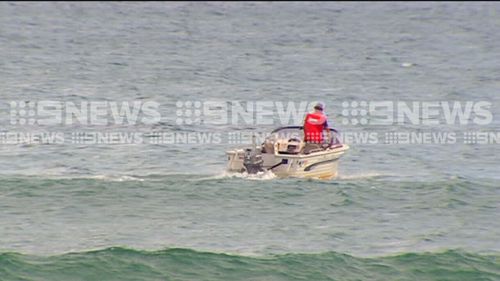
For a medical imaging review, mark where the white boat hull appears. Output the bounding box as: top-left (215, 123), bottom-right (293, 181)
top-left (226, 144), bottom-right (349, 180)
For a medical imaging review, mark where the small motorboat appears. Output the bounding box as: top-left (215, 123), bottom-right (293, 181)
top-left (226, 126), bottom-right (349, 179)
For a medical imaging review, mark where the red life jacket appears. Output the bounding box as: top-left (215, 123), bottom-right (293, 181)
top-left (304, 112), bottom-right (327, 143)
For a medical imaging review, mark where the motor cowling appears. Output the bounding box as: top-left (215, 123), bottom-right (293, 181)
top-left (243, 148), bottom-right (264, 174)
top-left (243, 134), bottom-right (264, 174)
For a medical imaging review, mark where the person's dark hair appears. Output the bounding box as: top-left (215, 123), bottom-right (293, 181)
top-left (314, 105), bottom-right (323, 111)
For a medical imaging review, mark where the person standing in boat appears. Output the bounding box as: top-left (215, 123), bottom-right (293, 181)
top-left (303, 102), bottom-right (332, 152)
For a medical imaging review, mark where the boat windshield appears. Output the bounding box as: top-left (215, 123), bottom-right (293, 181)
top-left (268, 126), bottom-right (304, 141)
top-left (267, 126), bottom-right (341, 145)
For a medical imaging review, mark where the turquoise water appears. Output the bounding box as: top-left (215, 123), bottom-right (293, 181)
top-left (0, 2), bottom-right (499, 280)
top-left (1, 175), bottom-right (499, 280)
top-left (1, 248), bottom-right (499, 281)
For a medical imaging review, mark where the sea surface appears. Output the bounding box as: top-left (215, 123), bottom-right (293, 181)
top-left (1, 2), bottom-right (499, 281)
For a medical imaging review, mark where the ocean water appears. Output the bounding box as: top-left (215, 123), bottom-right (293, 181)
top-left (1, 2), bottom-right (499, 281)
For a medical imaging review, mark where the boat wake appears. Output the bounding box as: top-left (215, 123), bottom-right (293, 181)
top-left (0, 173), bottom-right (147, 182)
top-left (337, 172), bottom-right (388, 180)
top-left (201, 170), bottom-right (278, 181)
top-left (197, 171), bottom-right (388, 182)
top-left (82, 175), bottom-right (146, 182)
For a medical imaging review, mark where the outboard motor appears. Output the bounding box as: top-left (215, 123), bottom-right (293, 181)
top-left (243, 135), bottom-right (264, 174)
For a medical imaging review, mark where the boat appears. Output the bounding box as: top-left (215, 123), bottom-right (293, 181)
top-left (226, 126), bottom-right (349, 179)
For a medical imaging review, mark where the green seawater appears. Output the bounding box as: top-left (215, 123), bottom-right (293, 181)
top-left (1, 248), bottom-right (499, 281)
top-left (1, 174), bottom-right (499, 280)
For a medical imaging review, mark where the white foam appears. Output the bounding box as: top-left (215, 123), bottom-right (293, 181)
top-left (33, 174), bottom-right (146, 182)
top-left (83, 175), bottom-right (145, 182)
top-left (200, 170), bottom-right (277, 181)
top-left (0, 172), bottom-right (147, 182)
top-left (337, 172), bottom-right (386, 180)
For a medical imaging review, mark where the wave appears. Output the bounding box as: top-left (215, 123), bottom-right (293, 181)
top-left (78, 174), bottom-right (146, 182)
top-left (0, 165), bottom-right (497, 185)
top-left (0, 173), bottom-right (147, 182)
top-left (202, 170), bottom-right (395, 182)
top-left (0, 248), bottom-right (498, 281)
top-left (337, 172), bottom-right (389, 180)
top-left (198, 170), bottom-right (278, 181)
